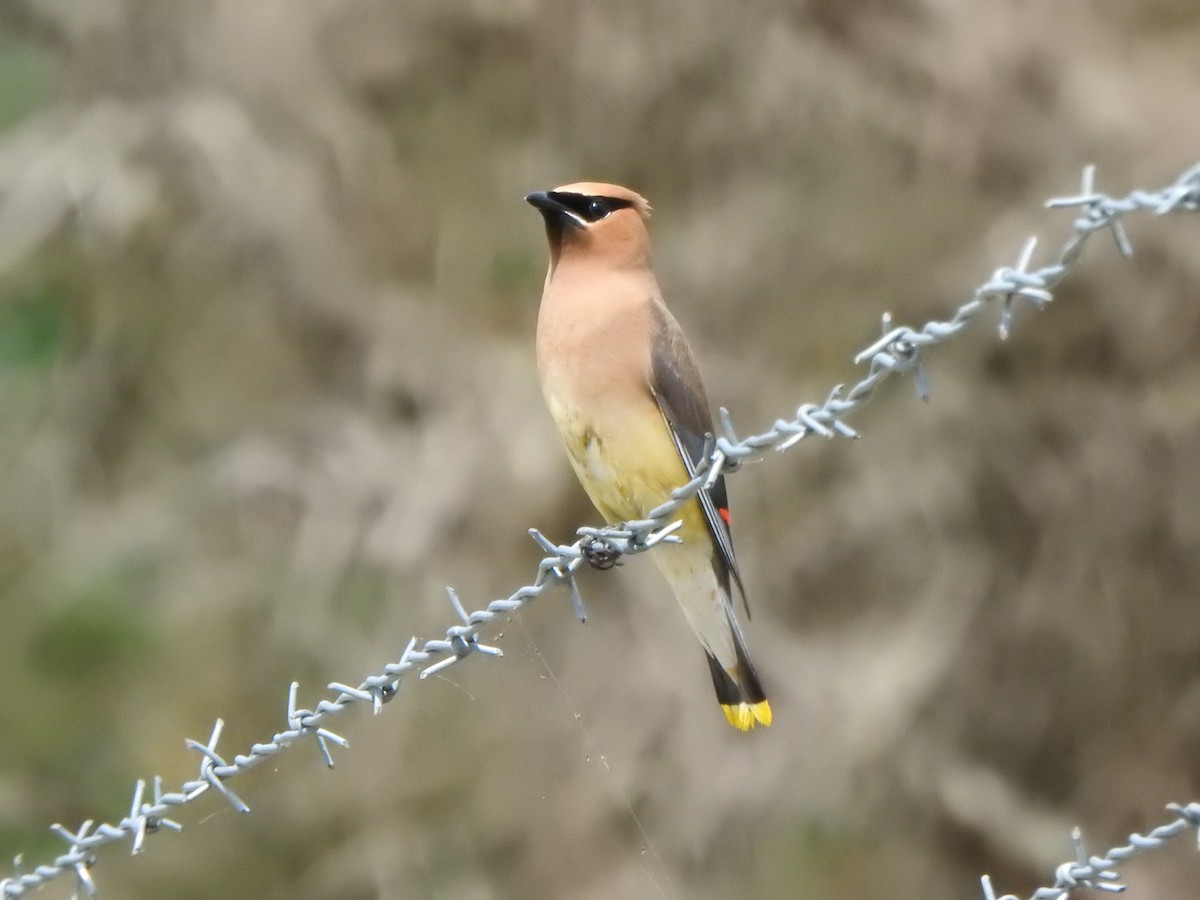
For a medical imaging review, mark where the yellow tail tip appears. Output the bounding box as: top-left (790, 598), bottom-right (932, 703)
top-left (721, 700), bottom-right (773, 731)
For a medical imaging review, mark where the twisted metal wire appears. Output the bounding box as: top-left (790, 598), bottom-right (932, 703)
top-left (2, 161), bottom-right (1199, 899)
top-left (981, 804), bottom-right (1200, 900)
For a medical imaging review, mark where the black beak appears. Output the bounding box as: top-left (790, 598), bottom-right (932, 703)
top-left (525, 191), bottom-right (582, 231)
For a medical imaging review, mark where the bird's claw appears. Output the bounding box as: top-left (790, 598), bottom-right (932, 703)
top-left (581, 533), bottom-right (623, 570)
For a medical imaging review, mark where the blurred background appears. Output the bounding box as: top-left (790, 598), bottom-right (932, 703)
top-left (0, 1), bottom-right (1198, 898)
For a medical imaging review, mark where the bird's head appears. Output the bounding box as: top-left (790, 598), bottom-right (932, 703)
top-left (525, 182), bottom-right (652, 271)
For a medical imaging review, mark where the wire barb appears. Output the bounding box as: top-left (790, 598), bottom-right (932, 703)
top-left (1047, 165), bottom-right (1136, 258)
top-left (184, 720), bottom-right (249, 814)
top-left (3, 161), bottom-right (1200, 898)
top-left (127, 780), bottom-right (150, 855)
top-left (287, 682), bottom-right (349, 768)
top-left (715, 406), bottom-right (750, 468)
top-left (529, 528), bottom-right (589, 620)
top-left (419, 588), bottom-right (504, 679)
top-left (983, 801), bottom-right (1200, 900)
top-left (47, 821), bottom-right (96, 898)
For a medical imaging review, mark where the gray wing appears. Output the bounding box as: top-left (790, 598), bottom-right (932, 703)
top-left (647, 301), bottom-right (749, 615)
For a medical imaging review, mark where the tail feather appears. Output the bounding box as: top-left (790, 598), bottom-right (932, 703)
top-left (705, 645), bottom-right (771, 731)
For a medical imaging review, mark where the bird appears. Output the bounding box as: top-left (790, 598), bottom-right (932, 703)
top-left (525, 181), bottom-right (771, 731)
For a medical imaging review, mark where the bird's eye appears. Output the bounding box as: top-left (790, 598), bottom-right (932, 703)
top-left (587, 198), bottom-right (608, 220)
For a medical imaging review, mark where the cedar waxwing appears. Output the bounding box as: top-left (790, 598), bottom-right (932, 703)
top-left (526, 182), bottom-right (771, 731)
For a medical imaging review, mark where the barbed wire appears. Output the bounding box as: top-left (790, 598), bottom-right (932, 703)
top-left (2, 160), bottom-right (1199, 899)
top-left (981, 804), bottom-right (1200, 900)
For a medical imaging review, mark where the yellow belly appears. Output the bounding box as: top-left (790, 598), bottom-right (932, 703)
top-left (546, 389), bottom-right (699, 529)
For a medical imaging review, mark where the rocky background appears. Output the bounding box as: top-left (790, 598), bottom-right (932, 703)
top-left (0, 1), bottom-right (1198, 898)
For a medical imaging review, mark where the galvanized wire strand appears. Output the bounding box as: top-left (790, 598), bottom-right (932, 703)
top-left (981, 804), bottom-right (1200, 900)
top-left (2, 161), bottom-right (1199, 899)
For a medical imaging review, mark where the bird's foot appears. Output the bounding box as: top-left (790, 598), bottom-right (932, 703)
top-left (581, 533), bottom-right (623, 570)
